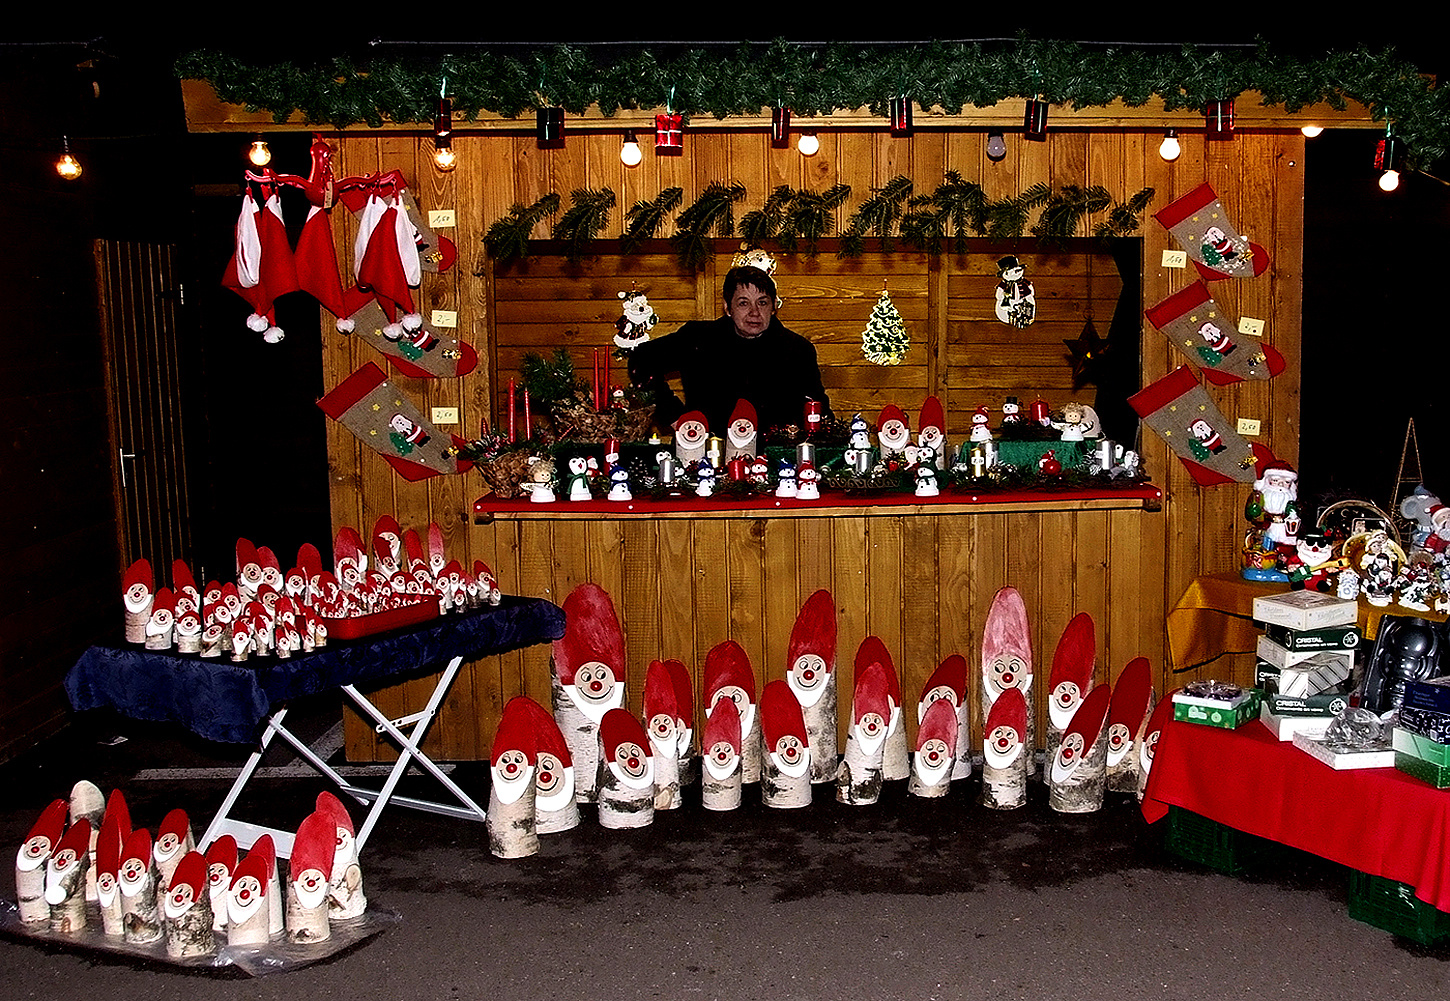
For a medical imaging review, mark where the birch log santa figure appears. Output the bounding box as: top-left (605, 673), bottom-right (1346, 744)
top-left (596, 708), bottom-right (655, 829)
top-left (315, 792), bottom-right (366, 921)
top-left (919, 654), bottom-right (970, 781)
top-left (204, 835), bottom-right (237, 934)
top-left (760, 680), bottom-right (812, 808)
top-left (701, 698), bottom-right (743, 812)
top-left (1136, 692), bottom-right (1179, 802)
top-left (1048, 682), bottom-right (1113, 814)
top-left (665, 658), bottom-right (697, 789)
top-left (152, 807), bottom-right (194, 892)
top-left (145, 588), bottom-right (176, 650)
top-left (837, 660), bottom-right (890, 805)
top-left (16, 799), bottom-right (67, 924)
top-left (95, 791), bottom-right (131, 936)
top-left (982, 587), bottom-right (1035, 779)
top-left (551, 583), bottom-right (627, 804)
top-left (162, 851), bottom-right (215, 958)
top-left (643, 661), bottom-right (683, 810)
top-left (44, 819), bottom-right (91, 933)
top-left (285, 812), bottom-right (334, 943)
top-left (119, 828), bottom-right (162, 944)
top-left (123, 558), bottom-right (153, 643)
top-left (1106, 657), bottom-right (1156, 794)
top-left (225, 849), bottom-right (272, 947)
top-left (253, 833), bottom-right (285, 937)
top-left (488, 698), bottom-right (539, 858)
top-left (859, 637), bottom-right (909, 782)
top-left (786, 589), bottom-right (838, 782)
top-left (515, 697), bottom-right (579, 834)
top-left (67, 779), bottom-right (104, 902)
top-left (705, 640), bottom-right (761, 784)
top-left (981, 688), bottom-right (1029, 809)
top-left (909, 698), bottom-right (959, 798)
top-left (1046, 613), bottom-right (1097, 778)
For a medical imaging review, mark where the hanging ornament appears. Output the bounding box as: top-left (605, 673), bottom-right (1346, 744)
top-left (656, 112), bottom-right (683, 156)
top-left (994, 256), bottom-right (1036, 328)
top-left (861, 283), bottom-right (910, 365)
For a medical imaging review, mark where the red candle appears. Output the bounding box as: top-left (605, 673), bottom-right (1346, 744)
top-left (522, 388), bottom-right (532, 440)
top-left (507, 379), bottom-right (516, 443)
top-left (594, 349), bottom-right (602, 410)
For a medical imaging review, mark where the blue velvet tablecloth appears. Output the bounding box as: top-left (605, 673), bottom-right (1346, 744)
top-left (65, 597), bottom-right (565, 744)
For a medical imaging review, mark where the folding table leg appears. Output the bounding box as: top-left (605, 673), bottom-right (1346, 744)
top-left (199, 708), bottom-right (297, 856)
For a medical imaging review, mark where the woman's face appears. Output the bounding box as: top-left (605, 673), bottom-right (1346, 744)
top-left (725, 285), bottom-right (775, 339)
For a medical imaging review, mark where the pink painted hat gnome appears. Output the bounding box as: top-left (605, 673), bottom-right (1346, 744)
top-left (333, 527), bottom-right (366, 587)
top-left (1047, 612), bottom-right (1096, 762)
top-left (910, 698), bottom-right (959, 798)
top-left (787, 588), bottom-right (838, 781)
top-left (598, 708), bottom-right (655, 829)
top-left (705, 640), bottom-right (761, 783)
top-left (982, 586), bottom-right (1033, 771)
top-left (286, 812), bottom-right (334, 943)
top-left (1049, 682), bottom-right (1113, 814)
top-left (644, 661), bottom-right (684, 810)
top-left (701, 696), bottom-right (743, 812)
top-left (1106, 657), bottom-right (1156, 792)
top-left (760, 680), bottom-right (812, 808)
top-left (981, 686), bottom-right (1029, 810)
top-left (837, 658), bottom-right (890, 805)
top-left (45, 818), bottom-right (92, 933)
top-left (725, 399), bottom-right (758, 459)
top-left (857, 636), bottom-right (908, 782)
top-left (16, 799), bottom-right (68, 924)
top-left (920, 653), bottom-right (971, 780)
top-left (488, 699), bottom-right (540, 858)
top-left (123, 558), bottom-right (154, 643)
top-left (162, 850), bottom-right (214, 958)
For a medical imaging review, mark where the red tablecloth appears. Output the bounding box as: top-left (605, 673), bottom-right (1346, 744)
top-left (1142, 718), bottom-right (1450, 909)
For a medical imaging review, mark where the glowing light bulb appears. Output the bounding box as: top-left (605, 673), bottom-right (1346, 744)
top-left (797, 133), bottom-right (819, 156)
top-left (620, 131), bottom-right (642, 167)
top-left (248, 140), bottom-right (271, 166)
top-left (434, 146), bottom-right (457, 172)
top-left (1301, 124), bottom-right (1323, 138)
top-left (55, 152), bottom-right (82, 180)
top-left (1159, 130), bottom-right (1181, 162)
top-left (1379, 169), bottom-right (1400, 192)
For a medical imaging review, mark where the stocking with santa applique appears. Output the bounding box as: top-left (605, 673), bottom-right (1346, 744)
top-left (1129, 366), bottom-right (1271, 486)
top-left (317, 362), bottom-right (473, 480)
top-left (1145, 282), bottom-right (1285, 385)
top-left (1154, 182), bottom-right (1269, 281)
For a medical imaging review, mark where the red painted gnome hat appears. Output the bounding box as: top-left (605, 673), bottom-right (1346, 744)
top-left (516, 696), bottom-right (573, 766)
top-left (150, 588), bottom-right (176, 618)
top-left (121, 827), bottom-right (153, 870)
top-left (1048, 612), bottom-right (1096, 693)
top-left (921, 653), bottom-right (967, 703)
top-left (229, 848), bottom-right (270, 896)
top-left (729, 399), bottom-right (757, 429)
top-left (171, 559), bottom-right (196, 596)
top-left (158, 807), bottom-right (192, 847)
top-left (644, 661), bottom-right (680, 726)
top-left (491, 698), bottom-right (540, 768)
top-left (403, 530), bottom-right (426, 571)
top-left (787, 589), bottom-right (837, 671)
top-left (674, 410), bottom-right (708, 432)
top-left (855, 636), bottom-right (900, 709)
top-left (851, 660), bottom-right (891, 724)
top-left (97, 792), bottom-right (132, 877)
top-left (23, 799), bottom-right (68, 857)
top-left (257, 546), bottom-right (281, 576)
top-left (918, 396), bottom-right (945, 434)
top-left (1140, 690), bottom-right (1178, 750)
top-left (373, 514), bottom-right (401, 546)
top-left (704, 640), bottom-right (756, 705)
top-left (54, 818), bottom-right (92, 865)
top-left (986, 686), bottom-right (1028, 737)
top-left (315, 791), bottom-right (356, 837)
top-left (124, 558), bottom-right (153, 594)
top-left (600, 707), bottom-right (651, 762)
top-left (760, 679), bottom-right (808, 746)
top-left (235, 538), bottom-right (259, 577)
top-left (1108, 657), bottom-right (1155, 733)
top-left (334, 527), bottom-right (365, 572)
top-left (877, 404), bottom-right (907, 430)
top-left (427, 522), bottom-right (447, 572)
top-left (702, 696), bottom-right (742, 752)
top-left (103, 788), bottom-right (132, 841)
top-left (372, 533), bottom-right (395, 568)
top-left (168, 850), bottom-right (208, 902)
top-left (291, 812), bottom-right (335, 884)
top-left (664, 659), bottom-right (694, 730)
top-left (916, 698), bottom-right (959, 755)
top-left (553, 584), bottom-right (626, 686)
top-left (1063, 682), bottom-right (1113, 750)
top-left (205, 835), bottom-right (238, 878)
top-left (250, 834), bottom-right (278, 882)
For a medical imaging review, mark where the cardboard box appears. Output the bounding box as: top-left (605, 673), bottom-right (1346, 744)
top-left (1393, 727), bottom-right (1450, 767)
top-left (1252, 591), bottom-right (1358, 631)
top-left (1266, 689), bottom-right (1351, 717)
top-left (1256, 634), bottom-right (1344, 670)
top-left (1292, 733), bottom-right (1395, 770)
top-left (1259, 703), bottom-right (1333, 741)
top-left (1263, 622), bottom-right (1361, 652)
top-left (1277, 653), bottom-right (1353, 697)
top-left (1395, 750), bottom-right (1450, 789)
top-left (1400, 705), bottom-right (1450, 745)
top-left (1404, 678), bottom-right (1450, 715)
top-left (1256, 659), bottom-right (1281, 692)
top-left (1173, 690), bottom-right (1261, 729)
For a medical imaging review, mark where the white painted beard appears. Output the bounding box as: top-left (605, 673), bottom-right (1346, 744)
top-left (1261, 483), bottom-right (1294, 516)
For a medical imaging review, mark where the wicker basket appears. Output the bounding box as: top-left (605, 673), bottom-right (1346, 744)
top-left (549, 401), bottom-right (655, 444)
top-left (476, 449), bottom-right (536, 499)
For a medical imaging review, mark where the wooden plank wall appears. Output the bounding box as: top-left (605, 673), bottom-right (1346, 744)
top-left (328, 127), bottom-right (1304, 761)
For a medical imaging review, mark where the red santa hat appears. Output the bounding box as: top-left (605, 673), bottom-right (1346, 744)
top-left (490, 698), bottom-right (540, 769)
top-left (729, 399), bottom-right (758, 428)
top-left (124, 558), bottom-right (153, 595)
top-left (851, 660), bottom-right (891, 726)
top-left (257, 546), bottom-right (281, 576)
top-left (1048, 612), bottom-right (1096, 694)
top-left (664, 658), bottom-right (695, 732)
top-left (221, 188), bottom-right (299, 343)
top-left (250, 833), bottom-right (279, 884)
top-left (787, 589), bottom-right (837, 672)
top-left (373, 514), bottom-right (401, 545)
top-left (1138, 690), bottom-right (1178, 769)
top-left (21, 799), bottom-right (68, 864)
top-left (150, 587), bottom-right (176, 619)
top-left (674, 410), bottom-right (708, 432)
top-left (643, 660), bottom-right (680, 734)
top-left (704, 639), bottom-right (756, 707)
top-left (985, 686), bottom-right (1028, 740)
top-left (372, 532), bottom-right (396, 568)
top-left (702, 696), bottom-right (741, 753)
top-left (600, 707), bottom-right (651, 765)
top-left (1107, 656), bottom-right (1154, 736)
top-left (916, 697), bottom-right (960, 758)
top-left (1062, 682), bottom-right (1113, 754)
top-left (235, 538), bottom-right (260, 578)
top-left (157, 807), bottom-right (191, 852)
top-left (355, 189), bottom-right (423, 338)
top-left (878, 404), bottom-right (907, 430)
top-left (918, 396), bottom-right (945, 434)
top-left (760, 679), bottom-right (808, 749)
top-left (96, 809), bottom-right (127, 885)
top-left (228, 848), bottom-right (270, 912)
top-left (295, 204), bottom-right (351, 329)
top-left (1252, 452), bottom-right (1294, 483)
top-left (552, 583), bottom-right (626, 687)
top-left (290, 811), bottom-right (335, 890)
top-left (164, 850), bottom-right (208, 911)
top-left (334, 527), bottom-right (366, 574)
top-left (972, 406), bottom-right (990, 425)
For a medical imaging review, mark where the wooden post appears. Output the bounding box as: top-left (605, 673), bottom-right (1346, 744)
top-left (1048, 683), bottom-right (1113, 814)
top-left (786, 589), bottom-right (839, 783)
top-left (982, 588), bottom-right (1034, 784)
top-left (981, 688), bottom-right (1029, 810)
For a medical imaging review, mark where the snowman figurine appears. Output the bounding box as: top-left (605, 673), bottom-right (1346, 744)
top-left (775, 460), bottom-right (798, 498)
top-left (565, 456), bottom-right (593, 501)
top-left (696, 464), bottom-right (718, 497)
top-left (969, 407), bottom-right (993, 443)
top-left (607, 464), bottom-right (632, 502)
top-left (796, 462), bottom-right (821, 501)
top-left (915, 463), bottom-right (940, 497)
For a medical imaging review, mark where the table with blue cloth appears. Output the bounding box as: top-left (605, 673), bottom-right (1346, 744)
top-left (65, 597), bottom-right (566, 856)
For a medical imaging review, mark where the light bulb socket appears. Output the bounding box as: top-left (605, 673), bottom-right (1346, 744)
top-left (1374, 134), bottom-right (1400, 172)
top-left (1204, 99), bottom-right (1235, 140)
top-left (889, 96), bottom-right (913, 137)
top-left (771, 107), bottom-right (791, 148)
top-left (434, 98), bottom-right (453, 140)
top-left (536, 107), bottom-right (565, 149)
top-left (1023, 99), bottom-right (1048, 142)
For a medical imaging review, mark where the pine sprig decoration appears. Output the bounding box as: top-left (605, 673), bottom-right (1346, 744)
top-left (553, 187), bottom-right (617, 262)
top-left (622, 187), bottom-right (683, 255)
top-left (518, 347), bottom-right (582, 410)
top-left (484, 193), bottom-right (561, 263)
top-left (861, 287), bottom-right (910, 365)
top-left (778, 183), bottom-right (851, 255)
top-left (842, 176), bottom-right (914, 257)
top-left (671, 181), bottom-right (747, 269)
top-left (901, 171), bottom-right (987, 254)
top-left (1031, 185), bottom-right (1113, 241)
top-left (1095, 187), bottom-right (1157, 237)
top-left (738, 185), bottom-right (795, 246)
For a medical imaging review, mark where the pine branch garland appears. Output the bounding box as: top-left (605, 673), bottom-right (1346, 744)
top-left (671, 181), bottom-right (746, 270)
top-left (553, 187), bottom-right (617, 261)
top-left (622, 187), bottom-right (683, 255)
top-left (484, 193), bottom-right (561, 263)
top-left (738, 185), bottom-right (795, 246)
top-left (841, 176), bottom-right (913, 257)
top-left (778, 183), bottom-right (851, 255)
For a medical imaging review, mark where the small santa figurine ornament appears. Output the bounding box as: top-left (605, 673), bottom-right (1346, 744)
top-left (969, 406), bottom-right (993, 443)
top-left (1046, 613), bottom-right (1096, 771)
top-left (725, 399), bottom-right (758, 459)
top-left (917, 396), bottom-right (948, 469)
top-left (162, 850), bottom-right (214, 958)
top-left (705, 640), bottom-right (761, 783)
top-left (285, 812), bottom-right (333, 943)
top-left (674, 411), bottom-right (709, 466)
top-left (123, 558), bottom-right (154, 643)
top-left (919, 653), bottom-right (970, 781)
top-left (982, 586), bottom-right (1035, 779)
top-left (1243, 461), bottom-right (1302, 579)
top-left (487, 698), bottom-right (539, 858)
top-left (614, 288), bottom-right (658, 350)
top-left (1289, 532), bottom-right (1338, 592)
top-left (701, 698), bottom-right (743, 812)
top-left (1105, 657), bottom-right (1156, 794)
top-left (795, 461), bottom-right (820, 500)
top-left (1048, 682), bottom-right (1113, 814)
top-left (551, 583), bottom-right (627, 803)
top-left (643, 661), bottom-right (683, 810)
top-left (877, 405), bottom-right (911, 459)
top-left (597, 708), bottom-right (655, 829)
top-left (837, 659), bottom-right (890, 805)
top-left (981, 687), bottom-right (1029, 809)
top-left (908, 698), bottom-right (958, 798)
top-left (786, 589), bottom-right (838, 782)
top-left (759, 680), bottom-right (812, 808)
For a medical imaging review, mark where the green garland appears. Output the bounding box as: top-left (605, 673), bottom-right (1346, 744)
top-left (177, 38), bottom-right (1448, 165)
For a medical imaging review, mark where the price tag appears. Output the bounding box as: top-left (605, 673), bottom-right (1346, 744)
top-left (427, 210), bottom-right (456, 228)
top-left (1236, 418), bottom-right (1262, 436)
top-left (1237, 316), bottom-right (1265, 337)
top-left (431, 407), bottom-right (459, 425)
top-left (1161, 250), bottom-right (1187, 269)
top-left (431, 310), bottom-right (458, 328)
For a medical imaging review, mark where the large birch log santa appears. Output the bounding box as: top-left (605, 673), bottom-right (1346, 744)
top-left (488, 697), bottom-right (540, 858)
top-left (225, 848), bottom-right (272, 947)
top-left (701, 698), bottom-right (743, 811)
top-left (909, 698), bottom-right (959, 798)
top-left (644, 661), bottom-right (683, 810)
top-left (285, 812), bottom-right (333, 943)
top-left (982, 587), bottom-right (1035, 779)
top-left (760, 680), bottom-right (812, 808)
top-left (95, 792), bottom-right (132, 936)
top-left (153, 807), bottom-right (195, 892)
top-left (856, 637), bottom-right (908, 782)
top-left (1106, 657), bottom-right (1157, 794)
top-left (69, 780), bottom-right (105, 903)
top-left (44, 819), bottom-right (91, 933)
top-left (980, 687), bottom-right (1030, 809)
top-left (597, 708), bottom-right (655, 829)
top-left (123, 558), bottom-right (154, 643)
top-left (665, 658), bottom-right (697, 789)
top-left (1136, 691), bottom-right (1179, 802)
top-left (315, 792), bottom-right (366, 921)
top-left (551, 583), bottom-right (627, 804)
top-left (1048, 682), bottom-right (1113, 814)
top-left (16, 798), bottom-right (67, 924)
top-left (919, 654), bottom-right (970, 782)
top-left (704, 640), bottom-right (762, 783)
top-left (837, 659), bottom-right (890, 805)
top-left (785, 589), bottom-right (839, 782)
top-left (1045, 612), bottom-right (1096, 779)
top-left (515, 697), bottom-right (579, 834)
top-left (119, 828), bottom-right (163, 944)
top-left (204, 835), bottom-right (237, 934)
top-left (163, 850), bottom-right (216, 958)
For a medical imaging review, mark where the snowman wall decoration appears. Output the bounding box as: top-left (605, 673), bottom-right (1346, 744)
top-left (994, 256), bottom-right (1036, 329)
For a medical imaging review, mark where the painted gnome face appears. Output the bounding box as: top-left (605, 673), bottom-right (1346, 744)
top-left (125, 580), bottom-right (152, 612)
top-left (1106, 723), bottom-right (1134, 766)
top-left (988, 654), bottom-right (1028, 696)
top-left (789, 653), bottom-right (829, 706)
top-left (292, 862), bottom-right (328, 911)
top-left (19, 832), bottom-right (55, 871)
top-left (43, 845), bottom-right (85, 907)
top-left (704, 737), bottom-right (740, 780)
top-left (1049, 681), bottom-right (1084, 728)
top-left (227, 872), bottom-right (264, 926)
top-left (677, 417), bottom-right (707, 447)
top-left (240, 559), bottom-right (263, 593)
top-left (570, 661), bottom-right (621, 712)
top-left (728, 419), bottom-right (755, 450)
top-left (535, 751), bottom-right (575, 810)
top-left (920, 685), bottom-right (958, 715)
top-left (853, 710), bottom-right (887, 755)
top-left (879, 417), bottom-right (909, 450)
top-left (771, 733), bottom-right (809, 778)
top-left (163, 872), bottom-right (198, 919)
top-left (119, 854), bottom-right (150, 897)
top-left (915, 736), bottom-right (953, 783)
top-left (984, 723), bottom-right (1023, 769)
top-left (609, 738), bottom-right (653, 789)
top-left (96, 867), bottom-right (118, 907)
top-left (1051, 731), bottom-right (1087, 784)
top-left (491, 748), bottom-right (535, 806)
top-left (648, 711), bottom-right (677, 750)
top-left (918, 425), bottom-right (944, 452)
top-left (207, 860), bottom-right (232, 900)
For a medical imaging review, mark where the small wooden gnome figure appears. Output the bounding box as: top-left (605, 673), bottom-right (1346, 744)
top-left (917, 396), bottom-right (949, 469)
top-left (665, 658), bottom-right (697, 788)
top-left (1046, 613), bottom-right (1096, 774)
top-left (68, 780), bottom-right (105, 902)
top-left (551, 583), bottom-right (627, 804)
top-left (172, 559), bottom-right (199, 618)
top-left (488, 699), bottom-right (540, 859)
top-left (674, 410), bottom-right (709, 467)
top-left (701, 698), bottom-right (743, 812)
top-left (704, 640), bottom-right (761, 783)
top-left (786, 589), bottom-right (838, 782)
top-left (44, 819), bottom-right (90, 932)
top-left (877, 405), bottom-right (911, 460)
top-left (515, 697), bottom-right (579, 834)
top-left (123, 558), bottom-right (154, 643)
top-left (909, 699), bottom-right (958, 798)
top-left (145, 587), bottom-right (177, 650)
top-left (859, 637), bottom-right (909, 782)
top-left (837, 660), bottom-right (890, 805)
top-left (982, 586), bottom-right (1035, 778)
top-left (95, 792), bottom-right (131, 936)
top-left (315, 792), bottom-right (366, 921)
top-left (153, 807), bottom-right (194, 892)
top-left (1136, 692), bottom-right (1178, 803)
top-left (427, 522), bottom-right (448, 581)
top-left (597, 708), bottom-right (655, 829)
top-left (285, 812), bottom-right (334, 943)
top-left (919, 654), bottom-right (970, 781)
top-left (237, 537), bottom-right (264, 597)
top-left (724, 399), bottom-right (758, 460)
top-left (257, 546), bottom-right (284, 593)
top-left (1106, 657), bottom-right (1156, 794)
top-left (249, 833), bottom-right (285, 937)
top-left (643, 661), bottom-right (683, 810)
top-left (225, 849), bottom-right (272, 947)
top-left (163, 851), bottom-right (215, 958)
top-left (1048, 683), bottom-right (1112, 814)
top-left (205, 835), bottom-right (237, 934)
top-left (760, 680), bottom-right (812, 809)
top-left (980, 688), bottom-right (1029, 810)
top-left (332, 527), bottom-right (366, 590)
top-left (119, 828), bottom-right (162, 944)
top-left (16, 799), bottom-right (67, 924)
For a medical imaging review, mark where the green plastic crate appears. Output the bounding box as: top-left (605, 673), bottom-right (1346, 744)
top-left (1164, 806), bottom-right (1275, 875)
top-left (1347, 870), bottom-right (1450, 944)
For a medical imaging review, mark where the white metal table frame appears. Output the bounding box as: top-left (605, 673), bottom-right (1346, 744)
top-left (198, 653), bottom-right (485, 859)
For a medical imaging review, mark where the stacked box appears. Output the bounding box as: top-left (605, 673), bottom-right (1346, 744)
top-left (1392, 727), bottom-right (1450, 788)
top-left (1258, 687), bottom-right (1352, 741)
top-left (1262, 622), bottom-right (1360, 651)
top-left (1399, 705), bottom-right (1450, 744)
top-left (1252, 591), bottom-right (1358, 631)
top-left (1404, 678), bottom-right (1450, 714)
top-left (1172, 688), bottom-right (1261, 729)
top-left (1292, 732), bottom-right (1395, 770)
top-left (1347, 870), bottom-right (1450, 945)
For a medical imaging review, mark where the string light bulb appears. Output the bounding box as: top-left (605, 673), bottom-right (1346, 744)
top-left (986, 132), bottom-right (1007, 162)
top-left (797, 132), bottom-right (819, 156)
top-left (1374, 125), bottom-right (1401, 192)
top-left (620, 130), bottom-right (642, 167)
top-left (247, 138), bottom-right (271, 166)
top-left (433, 145), bottom-right (457, 172)
top-left (1159, 129), bottom-right (1181, 162)
top-left (54, 137), bottom-right (82, 180)
top-left (1301, 124), bottom-right (1323, 138)
top-left (433, 93), bottom-right (455, 171)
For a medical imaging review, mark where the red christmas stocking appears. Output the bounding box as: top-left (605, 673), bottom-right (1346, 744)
top-left (1155, 183), bottom-right (1269, 281)
top-left (1145, 282), bottom-right (1285, 386)
top-left (1129, 366), bottom-right (1272, 486)
top-left (317, 363), bottom-right (473, 481)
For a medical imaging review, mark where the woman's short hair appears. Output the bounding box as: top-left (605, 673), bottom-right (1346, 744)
top-left (722, 266), bottom-right (777, 305)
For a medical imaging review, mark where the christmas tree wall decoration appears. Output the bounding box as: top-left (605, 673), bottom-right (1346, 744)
top-left (861, 284), bottom-right (909, 365)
